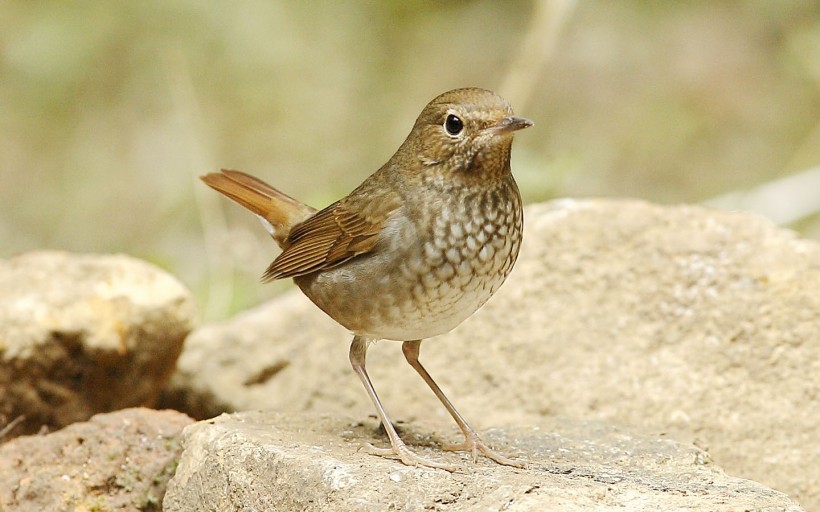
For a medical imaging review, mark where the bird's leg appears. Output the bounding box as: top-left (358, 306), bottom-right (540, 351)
top-left (401, 340), bottom-right (525, 468)
top-left (349, 336), bottom-right (455, 471)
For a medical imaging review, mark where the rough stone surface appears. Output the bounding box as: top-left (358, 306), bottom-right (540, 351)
top-left (0, 251), bottom-right (197, 437)
top-left (163, 411), bottom-right (803, 512)
top-left (0, 408), bottom-right (193, 512)
top-left (162, 199), bottom-right (820, 510)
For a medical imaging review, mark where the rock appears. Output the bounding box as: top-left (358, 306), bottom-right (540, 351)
top-left (162, 199), bottom-right (820, 509)
top-left (0, 251), bottom-right (197, 437)
top-left (159, 283), bottom-right (349, 420)
top-left (0, 408), bottom-right (193, 512)
top-left (163, 411), bottom-right (804, 512)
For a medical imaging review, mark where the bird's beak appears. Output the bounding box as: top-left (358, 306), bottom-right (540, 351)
top-left (483, 116), bottom-right (534, 135)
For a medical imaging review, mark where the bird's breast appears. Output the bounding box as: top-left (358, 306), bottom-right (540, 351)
top-left (296, 179), bottom-right (523, 341)
top-left (398, 182), bottom-right (523, 333)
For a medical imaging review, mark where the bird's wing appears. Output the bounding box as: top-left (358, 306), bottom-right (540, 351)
top-left (263, 188), bottom-right (402, 281)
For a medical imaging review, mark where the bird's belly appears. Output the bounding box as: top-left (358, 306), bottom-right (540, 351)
top-left (295, 212), bottom-right (522, 341)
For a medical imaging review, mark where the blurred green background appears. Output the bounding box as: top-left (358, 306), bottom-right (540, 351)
top-left (2, 1), bottom-right (819, 320)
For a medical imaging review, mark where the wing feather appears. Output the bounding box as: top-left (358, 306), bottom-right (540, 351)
top-left (262, 189), bottom-right (401, 281)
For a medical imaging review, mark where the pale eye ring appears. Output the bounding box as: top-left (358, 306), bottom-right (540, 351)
top-left (444, 114), bottom-right (464, 137)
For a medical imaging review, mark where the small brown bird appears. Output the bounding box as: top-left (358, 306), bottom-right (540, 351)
top-left (202, 87), bottom-right (532, 470)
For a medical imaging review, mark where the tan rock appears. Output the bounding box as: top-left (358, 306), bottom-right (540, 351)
top-left (164, 199), bottom-right (820, 509)
top-left (0, 251), bottom-right (197, 436)
top-left (163, 411), bottom-right (804, 512)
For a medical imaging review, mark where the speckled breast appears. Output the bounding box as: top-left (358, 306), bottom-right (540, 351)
top-left (296, 178), bottom-right (523, 341)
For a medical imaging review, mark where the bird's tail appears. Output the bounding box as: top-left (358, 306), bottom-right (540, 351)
top-left (201, 169), bottom-right (316, 248)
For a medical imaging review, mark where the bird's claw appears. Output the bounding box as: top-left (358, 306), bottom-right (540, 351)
top-left (440, 433), bottom-right (526, 468)
top-left (362, 442), bottom-right (457, 472)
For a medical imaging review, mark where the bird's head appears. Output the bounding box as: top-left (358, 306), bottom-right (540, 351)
top-left (404, 88), bottom-right (532, 180)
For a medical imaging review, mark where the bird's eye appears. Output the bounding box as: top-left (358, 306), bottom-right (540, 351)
top-left (444, 114), bottom-right (464, 136)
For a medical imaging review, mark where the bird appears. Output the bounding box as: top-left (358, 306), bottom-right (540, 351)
top-left (201, 87), bottom-right (532, 470)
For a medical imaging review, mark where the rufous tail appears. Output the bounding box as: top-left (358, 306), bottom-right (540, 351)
top-left (201, 169), bottom-right (316, 248)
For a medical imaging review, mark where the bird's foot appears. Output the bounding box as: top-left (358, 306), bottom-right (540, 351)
top-left (440, 431), bottom-right (526, 468)
top-left (362, 442), bottom-right (457, 472)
